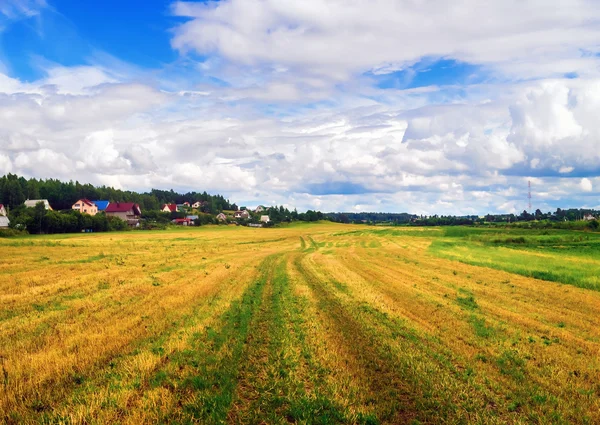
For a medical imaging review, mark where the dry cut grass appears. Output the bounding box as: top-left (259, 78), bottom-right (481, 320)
top-left (0, 223), bottom-right (599, 424)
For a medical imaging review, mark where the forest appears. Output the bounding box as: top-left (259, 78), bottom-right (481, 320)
top-left (0, 173), bottom-right (236, 212)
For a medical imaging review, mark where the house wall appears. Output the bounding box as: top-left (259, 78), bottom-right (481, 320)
top-left (106, 211), bottom-right (130, 221)
top-left (25, 200), bottom-right (52, 210)
top-left (73, 202), bottom-right (98, 215)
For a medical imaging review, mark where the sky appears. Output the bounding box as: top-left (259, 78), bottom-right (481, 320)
top-left (1, 0), bottom-right (600, 215)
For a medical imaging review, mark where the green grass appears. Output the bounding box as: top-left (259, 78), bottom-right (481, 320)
top-left (430, 229), bottom-right (600, 291)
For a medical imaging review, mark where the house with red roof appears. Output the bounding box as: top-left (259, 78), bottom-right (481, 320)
top-left (172, 218), bottom-right (194, 226)
top-left (72, 199), bottom-right (98, 215)
top-left (0, 204), bottom-right (6, 217)
top-left (161, 203), bottom-right (177, 213)
top-left (105, 202), bottom-right (141, 226)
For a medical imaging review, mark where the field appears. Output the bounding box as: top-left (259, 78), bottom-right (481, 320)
top-left (1, 223), bottom-right (599, 424)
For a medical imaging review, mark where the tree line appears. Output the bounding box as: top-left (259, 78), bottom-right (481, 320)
top-left (0, 174), bottom-right (236, 212)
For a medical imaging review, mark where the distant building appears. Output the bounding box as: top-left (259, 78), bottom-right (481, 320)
top-left (161, 204), bottom-right (177, 213)
top-left (105, 202), bottom-right (141, 227)
top-left (172, 218), bottom-right (193, 226)
top-left (216, 213), bottom-right (227, 222)
top-left (254, 205), bottom-right (266, 213)
top-left (91, 200), bottom-right (110, 212)
top-left (72, 199), bottom-right (98, 215)
top-left (234, 210), bottom-right (250, 219)
top-left (24, 199), bottom-right (52, 210)
top-left (0, 216), bottom-right (9, 228)
top-left (186, 215), bottom-right (199, 221)
top-left (248, 223), bottom-right (263, 228)
top-left (0, 204), bottom-right (6, 216)
top-left (260, 215), bottom-right (270, 223)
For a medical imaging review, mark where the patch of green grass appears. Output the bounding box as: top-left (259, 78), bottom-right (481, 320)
top-left (456, 290), bottom-right (478, 310)
top-left (496, 350), bottom-right (526, 381)
top-left (165, 256), bottom-right (275, 423)
top-left (430, 234), bottom-right (600, 291)
top-left (97, 281), bottom-right (110, 290)
top-left (469, 315), bottom-right (495, 338)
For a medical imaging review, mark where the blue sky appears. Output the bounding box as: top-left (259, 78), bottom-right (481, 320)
top-left (1, 0), bottom-right (600, 214)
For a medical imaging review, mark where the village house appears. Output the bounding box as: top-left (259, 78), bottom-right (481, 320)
top-left (255, 205), bottom-right (266, 213)
top-left (172, 218), bottom-right (193, 226)
top-left (161, 204), bottom-right (177, 213)
top-left (216, 213), bottom-right (227, 222)
top-left (583, 214), bottom-right (596, 221)
top-left (0, 204), bottom-right (6, 216)
top-left (0, 216), bottom-right (9, 229)
top-left (192, 201), bottom-right (205, 209)
top-left (234, 210), bottom-right (250, 219)
top-left (24, 199), bottom-right (53, 210)
top-left (72, 199), bottom-right (98, 215)
top-left (92, 200), bottom-right (110, 212)
top-left (183, 202), bottom-right (190, 207)
top-left (105, 202), bottom-right (141, 227)
top-left (260, 215), bottom-right (270, 223)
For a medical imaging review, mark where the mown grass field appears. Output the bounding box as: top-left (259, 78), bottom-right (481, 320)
top-left (1, 223), bottom-right (599, 424)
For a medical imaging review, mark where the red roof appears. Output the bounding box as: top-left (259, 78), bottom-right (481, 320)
top-left (162, 203), bottom-right (177, 212)
top-left (77, 199), bottom-right (95, 207)
top-left (0, 204), bottom-right (4, 209)
top-left (173, 218), bottom-right (193, 224)
top-left (106, 202), bottom-right (141, 215)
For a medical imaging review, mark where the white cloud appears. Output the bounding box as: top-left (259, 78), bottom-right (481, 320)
top-left (0, 0), bottom-right (46, 22)
top-left (0, 153), bottom-right (12, 174)
top-left (2, 65), bottom-right (600, 213)
top-left (2, 1), bottom-right (600, 214)
top-left (171, 0), bottom-right (600, 83)
top-left (581, 177), bottom-right (593, 192)
top-left (559, 166), bottom-right (574, 174)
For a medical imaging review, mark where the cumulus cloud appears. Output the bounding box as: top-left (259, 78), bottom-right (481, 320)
top-left (171, 0), bottom-right (600, 83)
top-left (1, 0), bottom-right (600, 214)
top-left (2, 64), bottom-right (600, 214)
top-left (581, 178), bottom-right (593, 192)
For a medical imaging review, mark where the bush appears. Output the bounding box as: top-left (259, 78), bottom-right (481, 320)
top-left (0, 228), bottom-right (28, 238)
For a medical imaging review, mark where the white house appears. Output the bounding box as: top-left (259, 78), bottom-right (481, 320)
top-left (0, 216), bottom-right (10, 228)
top-left (216, 213), bottom-right (227, 222)
top-left (0, 204), bottom-right (6, 216)
top-left (161, 204), bottom-right (177, 213)
top-left (234, 210), bottom-right (250, 219)
top-left (24, 199), bottom-right (52, 210)
top-left (260, 215), bottom-right (270, 223)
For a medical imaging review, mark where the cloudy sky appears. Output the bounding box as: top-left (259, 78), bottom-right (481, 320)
top-left (1, 0), bottom-right (600, 214)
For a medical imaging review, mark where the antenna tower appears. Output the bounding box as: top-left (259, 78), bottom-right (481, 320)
top-left (528, 180), bottom-right (532, 212)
